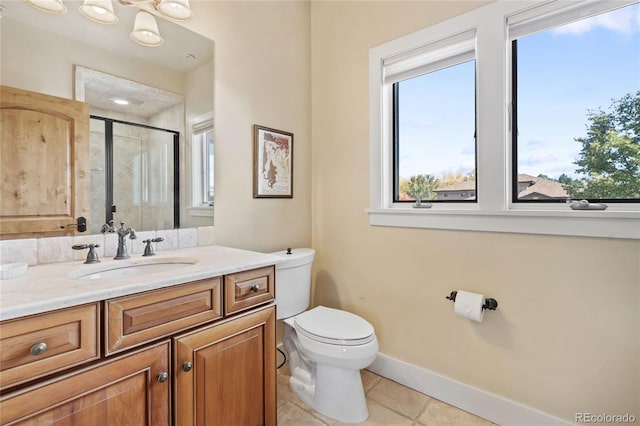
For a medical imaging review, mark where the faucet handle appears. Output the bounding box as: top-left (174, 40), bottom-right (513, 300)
top-left (142, 238), bottom-right (162, 256)
top-left (72, 244), bottom-right (101, 264)
top-left (142, 237), bottom-right (164, 256)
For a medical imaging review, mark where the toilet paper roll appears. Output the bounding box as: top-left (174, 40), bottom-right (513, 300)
top-left (454, 290), bottom-right (485, 322)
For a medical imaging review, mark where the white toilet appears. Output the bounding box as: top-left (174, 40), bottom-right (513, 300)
top-left (270, 248), bottom-right (378, 424)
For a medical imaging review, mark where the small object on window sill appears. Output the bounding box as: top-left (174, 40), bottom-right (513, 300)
top-left (568, 199), bottom-right (608, 211)
top-left (413, 195), bottom-right (432, 209)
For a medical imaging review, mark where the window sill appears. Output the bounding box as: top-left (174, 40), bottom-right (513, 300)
top-left (188, 206), bottom-right (214, 218)
top-left (366, 207), bottom-right (640, 240)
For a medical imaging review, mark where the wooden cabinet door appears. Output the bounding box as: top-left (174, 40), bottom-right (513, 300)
top-left (0, 85), bottom-right (90, 239)
top-left (0, 340), bottom-right (171, 426)
top-left (174, 305), bottom-right (276, 426)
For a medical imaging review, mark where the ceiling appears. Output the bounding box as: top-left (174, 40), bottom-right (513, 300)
top-left (80, 66), bottom-right (185, 117)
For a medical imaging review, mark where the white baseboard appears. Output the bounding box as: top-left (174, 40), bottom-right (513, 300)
top-left (368, 353), bottom-right (571, 426)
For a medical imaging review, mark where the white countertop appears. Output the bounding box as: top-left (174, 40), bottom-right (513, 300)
top-left (0, 245), bottom-right (282, 321)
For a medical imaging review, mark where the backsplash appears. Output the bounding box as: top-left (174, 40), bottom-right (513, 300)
top-left (0, 226), bottom-right (215, 266)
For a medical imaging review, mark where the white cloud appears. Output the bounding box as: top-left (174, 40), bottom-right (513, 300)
top-left (551, 4), bottom-right (640, 36)
top-left (520, 152), bottom-right (558, 166)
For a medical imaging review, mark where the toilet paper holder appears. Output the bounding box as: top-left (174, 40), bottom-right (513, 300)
top-left (446, 291), bottom-right (498, 311)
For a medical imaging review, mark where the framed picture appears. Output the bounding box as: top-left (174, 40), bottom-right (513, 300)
top-left (253, 125), bottom-right (294, 198)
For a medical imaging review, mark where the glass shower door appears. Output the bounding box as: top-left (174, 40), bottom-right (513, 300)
top-left (112, 122), bottom-right (175, 232)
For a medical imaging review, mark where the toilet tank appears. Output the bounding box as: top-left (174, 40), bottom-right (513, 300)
top-left (269, 248), bottom-right (315, 320)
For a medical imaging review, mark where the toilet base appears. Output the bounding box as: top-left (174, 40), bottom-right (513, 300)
top-left (290, 364), bottom-right (369, 424)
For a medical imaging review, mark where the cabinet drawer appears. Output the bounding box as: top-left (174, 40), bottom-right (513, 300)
top-left (0, 303), bottom-right (100, 391)
top-left (106, 277), bottom-right (222, 355)
top-left (225, 266), bottom-right (275, 315)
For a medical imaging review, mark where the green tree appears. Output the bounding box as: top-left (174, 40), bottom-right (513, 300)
top-left (566, 92), bottom-right (640, 199)
top-left (557, 173), bottom-right (573, 184)
top-left (403, 174), bottom-right (440, 200)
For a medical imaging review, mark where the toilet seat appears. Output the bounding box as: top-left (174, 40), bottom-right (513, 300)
top-left (293, 306), bottom-right (375, 346)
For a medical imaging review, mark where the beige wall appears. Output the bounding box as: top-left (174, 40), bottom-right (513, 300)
top-left (310, 0), bottom-right (639, 422)
top-left (186, 1), bottom-right (312, 252)
top-left (3, 0), bottom-right (638, 422)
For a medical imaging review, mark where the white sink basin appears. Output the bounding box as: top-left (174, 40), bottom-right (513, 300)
top-left (69, 257), bottom-right (199, 280)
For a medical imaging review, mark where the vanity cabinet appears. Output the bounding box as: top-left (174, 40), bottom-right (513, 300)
top-left (0, 341), bottom-right (171, 425)
top-left (0, 264), bottom-right (276, 426)
top-left (174, 305), bottom-right (276, 425)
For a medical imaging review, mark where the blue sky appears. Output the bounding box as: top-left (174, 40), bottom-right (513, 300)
top-left (397, 2), bottom-right (640, 181)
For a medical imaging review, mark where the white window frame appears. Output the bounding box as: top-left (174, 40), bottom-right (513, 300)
top-left (188, 112), bottom-right (214, 218)
top-left (368, 0), bottom-right (640, 240)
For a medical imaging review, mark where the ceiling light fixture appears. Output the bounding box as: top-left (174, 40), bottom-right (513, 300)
top-left (79, 0), bottom-right (118, 24)
top-left (23, 0), bottom-right (67, 14)
top-left (111, 98), bottom-right (130, 105)
top-left (118, 0), bottom-right (193, 22)
top-left (131, 10), bottom-right (163, 47)
top-left (23, 0), bottom-right (194, 47)
top-left (156, 0), bottom-right (193, 22)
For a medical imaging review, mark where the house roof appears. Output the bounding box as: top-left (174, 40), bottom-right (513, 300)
top-left (434, 180), bottom-right (475, 192)
top-left (434, 174), bottom-right (568, 198)
top-left (518, 176), bottom-right (568, 199)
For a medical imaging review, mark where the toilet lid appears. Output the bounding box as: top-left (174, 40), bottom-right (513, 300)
top-left (294, 306), bottom-right (375, 346)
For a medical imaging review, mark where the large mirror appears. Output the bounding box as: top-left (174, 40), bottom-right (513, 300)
top-left (0, 0), bottom-right (214, 238)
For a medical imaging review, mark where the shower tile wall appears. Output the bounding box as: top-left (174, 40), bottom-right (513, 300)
top-left (89, 103), bottom-right (183, 233)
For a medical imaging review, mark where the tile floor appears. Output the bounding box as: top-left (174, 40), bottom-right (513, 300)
top-left (277, 365), bottom-right (496, 426)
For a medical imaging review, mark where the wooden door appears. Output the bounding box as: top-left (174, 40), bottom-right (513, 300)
top-left (174, 306), bottom-right (276, 426)
top-left (0, 85), bottom-right (90, 239)
top-left (0, 340), bottom-right (171, 425)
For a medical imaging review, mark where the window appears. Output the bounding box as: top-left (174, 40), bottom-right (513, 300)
top-left (369, 0), bottom-right (639, 239)
top-left (201, 129), bottom-right (214, 204)
top-left (190, 114), bottom-right (214, 210)
top-left (511, 2), bottom-right (640, 203)
top-left (393, 59), bottom-right (477, 203)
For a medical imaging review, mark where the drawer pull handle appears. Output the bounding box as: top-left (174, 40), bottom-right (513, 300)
top-left (157, 372), bottom-right (169, 383)
top-left (30, 342), bottom-right (48, 356)
top-left (251, 284), bottom-right (260, 292)
top-left (182, 361), bottom-right (193, 372)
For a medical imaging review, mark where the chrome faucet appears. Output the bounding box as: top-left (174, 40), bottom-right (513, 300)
top-left (114, 222), bottom-right (137, 260)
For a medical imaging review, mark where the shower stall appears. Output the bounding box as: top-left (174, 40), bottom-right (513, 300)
top-left (89, 116), bottom-right (179, 234)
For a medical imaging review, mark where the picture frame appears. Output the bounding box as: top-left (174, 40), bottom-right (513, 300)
top-left (253, 125), bottom-right (294, 198)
